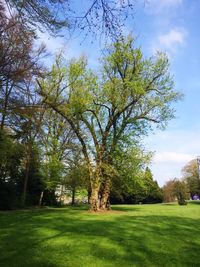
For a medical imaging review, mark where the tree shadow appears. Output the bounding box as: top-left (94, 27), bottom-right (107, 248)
top-left (0, 205), bottom-right (200, 267)
top-left (188, 200), bottom-right (200, 205)
top-left (162, 202), bottom-right (178, 206)
top-left (111, 205), bottom-right (141, 212)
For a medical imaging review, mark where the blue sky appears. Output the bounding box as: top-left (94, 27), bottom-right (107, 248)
top-left (38, 0), bottom-right (200, 186)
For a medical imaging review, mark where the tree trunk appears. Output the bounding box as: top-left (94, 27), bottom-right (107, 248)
top-left (21, 152), bottom-right (30, 207)
top-left (39, 191), bottom-right (44, 207)
top-left (71, 187), bottom-right (76, 205)
top-left (0, 81), bottom-right (11, 130)
top-left (90, 182), bottom-right (100, 211)
top-left (100, 178), bottom-right (111, 210)
top-left (21, 140), bottom-right (33, 207)
top-left (87, 186), bottom-right (91, 204)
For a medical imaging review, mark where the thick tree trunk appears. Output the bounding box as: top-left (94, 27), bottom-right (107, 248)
top-left (90, 182), bottom-right (100, 211)
top-left (100, 178), bottom-right (111, 210)
top-left (39, 191), bottom-right (44, 207)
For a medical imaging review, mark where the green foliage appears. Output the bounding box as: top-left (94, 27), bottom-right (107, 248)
top-left (24, 144), bottom-right (44, 206)
top-left (0, 130), bottom-right (24, 209)
top-left (110, 144), bottom-right (153, 204)
top-left (142, 167), bottom-right (163, 204)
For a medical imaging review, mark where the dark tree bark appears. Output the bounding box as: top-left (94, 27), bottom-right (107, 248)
top-left (71, 187), bottom-right (76, 205)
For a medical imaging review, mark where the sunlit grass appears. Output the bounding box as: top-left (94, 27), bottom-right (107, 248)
top-left (0, 202), bottom-right (200, 267)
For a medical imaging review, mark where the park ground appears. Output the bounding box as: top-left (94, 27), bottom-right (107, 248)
top-left (0, 202), bottom-right (200, 267)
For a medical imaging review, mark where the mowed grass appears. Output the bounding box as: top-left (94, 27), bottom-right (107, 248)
top-left (0, 202), bottom-right (200, 267)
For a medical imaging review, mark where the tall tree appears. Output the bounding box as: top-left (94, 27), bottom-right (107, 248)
top-left (38, 36), bottom-right (181, 211)
top-left (142, 167), bottom-right (163, 204)
top-left (0, 5), bottom-right (45, 130)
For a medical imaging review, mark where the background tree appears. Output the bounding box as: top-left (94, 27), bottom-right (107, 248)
top-left (162, 179), bottom-right (177, 203)
top-left (38, 108), bottom-right (79, 206)
top-left (65, 153), bottom-right (89, 205)
top-left (38, 36), bottom-right (181, 211)
top-left (142, 167), bottom-right (163, 204)
top-left (110, 142), bottom-right (152, 204)
top-left (173, 179), bottom-right (189, 205)
top-left (0, 129), bottom-right (24, 209)
top-left (182, 159), bottom-right (200, 198)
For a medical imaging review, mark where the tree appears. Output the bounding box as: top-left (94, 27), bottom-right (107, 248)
top-left (0, 5), bottom-right (45, 130)
top-left (163, 179), bottom-right (189, 205)
top-left (173, 179), bottom-right (189, 205)
top-left (162, 180), bottom-right (177, 203)
top-left (65, 154), bottom-right (89, 205)
top-left (38, 36), bottom-right (181, 211)
top-left (182, 159), bottom-right (200, 198)
top-left (0, 129), bottom-right (24, 209)
top-left (38, 106), bottom-right (83, 206)
top-left (142, 167), bottom-right (163, 204)
top-left (5, 0), bottom-right (135, 38)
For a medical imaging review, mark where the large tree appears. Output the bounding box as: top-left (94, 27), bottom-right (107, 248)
top-left (38, 37), bottom-right (181, 211)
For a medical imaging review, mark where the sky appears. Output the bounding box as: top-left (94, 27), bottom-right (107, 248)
top-left (37, 0), bottom-right (200, 186)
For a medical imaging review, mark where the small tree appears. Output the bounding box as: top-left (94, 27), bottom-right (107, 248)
top-left (65, 161), bottom-right (89, 205)
top-left (173, 179), bottom-right (189, 205)
top-left (163, 180), bottom-right (177, 203)
top-left (182, 159), bottom-right (200, 198)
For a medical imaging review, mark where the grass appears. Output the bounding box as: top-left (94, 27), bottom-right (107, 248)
top-left (0, 202), bottom-right (200, 267)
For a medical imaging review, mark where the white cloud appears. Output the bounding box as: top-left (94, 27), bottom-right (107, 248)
top-left (154, 152), bottom-right (194, 163)
top-left (36, 31), bottom-right (67, 54)
top-left (151, 28), bottom-right (187, 55)
top-left (158, 29), bottom-right (185, 48)
top-left (146, 0), bottom-right (183, 14)
top-left (145, 127), bottom-right (200, 186)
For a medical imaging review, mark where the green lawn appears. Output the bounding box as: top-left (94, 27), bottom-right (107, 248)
top-left (0, 202), bottom-right (200, 267)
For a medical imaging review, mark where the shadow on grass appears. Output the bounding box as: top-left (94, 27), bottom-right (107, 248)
top-left (0, 205), bottom-right (200, 267)
top-left (111, 205), bottom-right (141, 212)
top-left (188, 200), bottom-right (200, 205)
top-left (161, 202), bottom-right (178, 206)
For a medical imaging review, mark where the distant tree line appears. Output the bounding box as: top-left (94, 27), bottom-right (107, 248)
top-left (162, 159), bottom-right (200, 205)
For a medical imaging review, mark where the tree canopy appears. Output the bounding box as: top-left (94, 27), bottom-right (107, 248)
top-left (38, 36), bottom-right (181, 210)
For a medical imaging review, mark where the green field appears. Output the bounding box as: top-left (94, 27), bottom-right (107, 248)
top-left (0, 202), bottom-right (200, 267)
